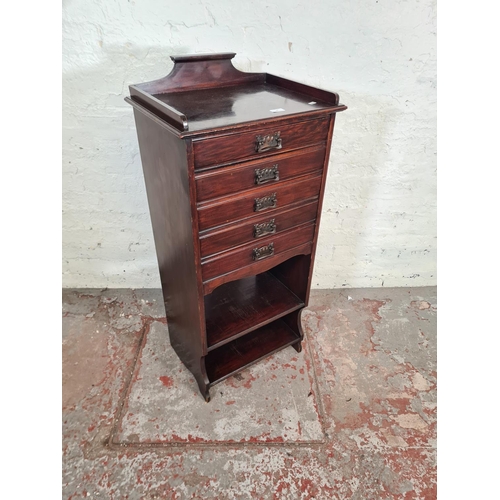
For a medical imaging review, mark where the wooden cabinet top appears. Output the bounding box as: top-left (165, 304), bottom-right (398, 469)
top-left (125, 52), bottom-right (347, 137)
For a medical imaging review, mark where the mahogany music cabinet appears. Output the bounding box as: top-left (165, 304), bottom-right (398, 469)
top-left (126, 53), bottom-right (347, 401)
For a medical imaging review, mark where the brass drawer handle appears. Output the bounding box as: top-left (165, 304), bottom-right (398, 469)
top-left (255, 164), bottom-right (279, 185)
top-left (254, 193), bottom-right (277, 212)
top-left (254, 219), bottom-right (277, 238)
top-left (253, 243), bottom-right (274, 261)
top-left (255, 132), bottom-right (282, 153)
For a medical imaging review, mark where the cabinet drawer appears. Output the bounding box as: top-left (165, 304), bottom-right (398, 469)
top-left (193, 117), bottom-right (329, 169)
top-left (195, 146), bottom-right (325, 203)
top-left (201, 223), bottom-right (315, 282)
top-left (197, 174), bottom-right (322, 232)
top-left (200, 200), bottom-right (318, 258)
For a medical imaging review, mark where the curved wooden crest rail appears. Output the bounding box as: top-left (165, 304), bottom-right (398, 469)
top-left (126, 53), bottom-right (347, 401)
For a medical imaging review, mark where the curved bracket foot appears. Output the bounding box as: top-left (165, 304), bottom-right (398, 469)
top-left (285, 307), bottom-right (305, 354)
top-left (197, 357), bottom-right (211, 402)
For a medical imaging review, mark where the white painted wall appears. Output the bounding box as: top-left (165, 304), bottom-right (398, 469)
top-left (62, 0), bottom-right (436, 289)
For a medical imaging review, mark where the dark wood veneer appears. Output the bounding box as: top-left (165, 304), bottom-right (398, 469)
top-left (195, 145), bottom-right (325, 202)
top-left (203, 241), bottom-right (313, 296)
top-left (192, 117), bottom-right (329, 169)
top-left (131, 110), bottom-right (208, 393)
top-left (126, 52), bottom-right (346, 401)
top-left (197, 174), bottom-right (323, 231)
top-left (201, 222), bottom-right (316, 281)
top-left (199, 199), bottom-right (318, 258)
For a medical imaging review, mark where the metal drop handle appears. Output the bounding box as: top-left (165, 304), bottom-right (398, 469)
top-left (254, 193), bottom-right (277, 212)
top-left (254, 219), bottom-right (277, 238)
top-left (252, 243), bottom-right (274, 261)
top-left (255, 132), bottom-right (282, 153)
top-left (255, 165), bottom-right (280, 185)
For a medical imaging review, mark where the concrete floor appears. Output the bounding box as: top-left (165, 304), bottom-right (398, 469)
top-left (62, 287), bottom-right (436, 499)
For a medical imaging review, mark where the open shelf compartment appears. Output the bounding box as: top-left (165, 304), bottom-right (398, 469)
top-left (205, 317), bottom-right (301, 386)
top-left (204, 271), bottom-right (304, 351)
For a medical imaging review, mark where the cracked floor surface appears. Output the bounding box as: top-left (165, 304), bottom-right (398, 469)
top-left (62, 287), bottom-right (436, 499)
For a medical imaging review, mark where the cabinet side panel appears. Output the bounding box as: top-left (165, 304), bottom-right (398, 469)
top-left (132, 109), bottom-right (205, 379)
top-left (305, 114), bottom-right (337, 305)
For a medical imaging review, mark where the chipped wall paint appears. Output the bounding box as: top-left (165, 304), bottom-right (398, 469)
top-left (62, 0), bottom-right (436, 288)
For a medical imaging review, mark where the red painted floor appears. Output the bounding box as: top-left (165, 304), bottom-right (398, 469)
top-left (62, 287), bottom-right (436, 499)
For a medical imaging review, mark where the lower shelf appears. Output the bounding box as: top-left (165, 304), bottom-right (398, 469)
top-left (205, 318), bottom-right (301, 386)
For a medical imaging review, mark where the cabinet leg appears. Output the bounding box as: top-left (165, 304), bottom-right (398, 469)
top-left (196, 379), bottom-right (211, 402)
top-left (282, 308), bottom-right (305, 354)
top-left (195, 357), bottom-right (211, 402)
top-left (198, 383), bottom-right (211, 402)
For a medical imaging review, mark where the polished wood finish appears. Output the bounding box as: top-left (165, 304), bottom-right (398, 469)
top-left (266, 73), bottom-right (341, 107)
top-left (137, 53), bottom-right (262, 95)
top-left (195, 145), bottom-right (325, 202)
top-left (127, 53), bottom-right (347, 137)
top-left (199, 200), bottom-right (318, 258)
top-left (158, 83), bottom-right (335, 133)
top-left (126, 53), bottom-right (346, 401)
top-left (197, 174), bottom-right (322, 231)
top-left (131, 110), bottom-right (208, 396)
top-left (203, 242), bottom-right (313, 296)
top-left (193, 117), bottom-right (329, 169)
top-left (306, 114), bottom-right (338, 305)
top-left (201, 222), bottom-right (315, 281)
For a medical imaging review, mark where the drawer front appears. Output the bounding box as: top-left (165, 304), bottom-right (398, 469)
top-left (200, 200), bottom-right (318, 258)
top-left (201, 223), bottom-right (316, 282)
top-left (197, 174), bottom-right (322, 232)
top-left (193, 117), bottom-right (329, 169)
top-left (195, 146), bottom-right (325, 203)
